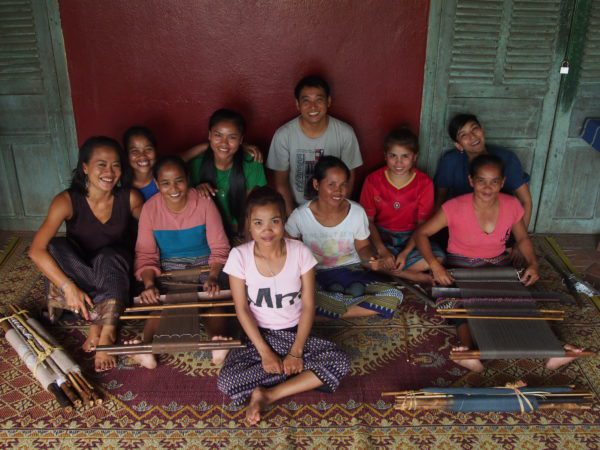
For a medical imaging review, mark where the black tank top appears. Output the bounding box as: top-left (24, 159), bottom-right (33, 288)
top-left (66, 188), bottom-right (132, 256)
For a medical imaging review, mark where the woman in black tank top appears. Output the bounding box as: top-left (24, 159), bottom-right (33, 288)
top-left (29, 136), bottom-right (143, 372)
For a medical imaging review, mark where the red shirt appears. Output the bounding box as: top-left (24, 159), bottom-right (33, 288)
top-left (442, 193), bottom-right (524, 258)
top-left (359, 167), bottom-right (434, 232)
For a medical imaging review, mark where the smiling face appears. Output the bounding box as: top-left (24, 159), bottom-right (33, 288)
top-left (156, 162), bottom-right (189, 211)
top-left (127, 134), bottom-right (156, 177)
top-left (208, 120), bottom-right (243, 163)
top-left (82, 146), bottom-right (122, 193)
top-left (313, 166), bottom-right (349, 208)
top-left (248, 203), bottom-right (285, 249)
top-left (454, 120), bottom-right (486, 155)
top-left (296, 86), bottom-right (331, 126)
top-left (385, 144), bottom-right (418, 177)
top-left (468, 163), bottom-right (505, 202)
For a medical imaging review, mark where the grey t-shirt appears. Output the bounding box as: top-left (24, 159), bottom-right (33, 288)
top-left (266, 116), bottom-right (363, 204)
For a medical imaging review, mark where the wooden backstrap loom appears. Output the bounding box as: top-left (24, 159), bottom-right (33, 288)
top-left (97, 266), bottom-right (245, 355)
top-left (433, 267), bottom-right (595, 361)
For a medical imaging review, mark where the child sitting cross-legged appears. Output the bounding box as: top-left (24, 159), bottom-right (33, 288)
top-left (359, 128), bottom-right (444, 284)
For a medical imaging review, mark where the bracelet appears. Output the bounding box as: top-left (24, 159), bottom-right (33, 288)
top-left (286, 352), bottom-right (302, 359)
top-left (60, 279), bottom-right (73, 292)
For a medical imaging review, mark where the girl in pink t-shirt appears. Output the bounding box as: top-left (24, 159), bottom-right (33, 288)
top-left (415, 154), bottom-right (583, 372)
top-left (218, 187), bottom-right (349, 426)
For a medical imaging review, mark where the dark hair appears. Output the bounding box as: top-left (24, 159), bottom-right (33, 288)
top-left (208, 108), bottom-right (246, 135)
top-left (70, 136), bottom-right (124, 195)
top-left (245, 186), bottom-right (287, 222)
top-left (122, 125), bottom-right (157, 150)
top-left (152, 155), bottom-right (189, 180)
top-left (198, 109), bottom-right (247, 234)
top-left (121, 126), bottom-right (157, 188)
top-left (294, 75), bottom-right (331, 100)
top-left (468, 154), bottom-right (505, 178)
top-left (307, 156), bottom-right (350, 199)
top-left (448, 113), bottom-right (481, 142)
top-left (384, 127), bottom-right (419, 153)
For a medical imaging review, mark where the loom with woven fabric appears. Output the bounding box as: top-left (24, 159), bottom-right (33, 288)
top-left (1, 307), bottom-right (101, 410)
top-left (382, 383), bottom-right (594, 412)
top-left (97, 266), bottom-right (245, 355)
top-left (434, 267), bottom-right (594, 361)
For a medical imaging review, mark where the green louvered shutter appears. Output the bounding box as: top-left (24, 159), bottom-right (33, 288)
top-left (420, 0), bottom-right (574, 230)
top-left (536, 0), bottom-right (600, 233)
top-left (0, 0), bottom-right (77, 230)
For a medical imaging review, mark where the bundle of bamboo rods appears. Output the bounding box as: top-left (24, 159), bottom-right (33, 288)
top-left (382, 387), bottom-right (594, 412)
top-left (1, 306), bottom-right (101, 410)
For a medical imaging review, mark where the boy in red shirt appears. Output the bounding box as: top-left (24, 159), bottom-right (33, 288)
top-left (360, 128), bottom-right (444, 283)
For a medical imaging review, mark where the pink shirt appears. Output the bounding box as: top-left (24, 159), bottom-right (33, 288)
top-left (135, 189), bottom-right (230, 279)
top-left (442, 193), bottom-right (524, 259)
top-left (224, 238), bottom-right (317, 330)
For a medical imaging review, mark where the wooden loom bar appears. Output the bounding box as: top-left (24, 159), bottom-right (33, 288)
top-left (133, 289), bottom-right (233, 305)
top-left (125, 301), bottom-right (234, 313)
top-left (160, 266), bottom-right (210, 278)
top-left (96, 339), bottom-right (245, 355)
top-left (450, 350), bottom-right (595, 360)
top-left (438, 309), bottom-right (564, 314)
top-left (438, 314), bottom-right (564, 321)
top-left (121, 313), bottom-right (237, 320)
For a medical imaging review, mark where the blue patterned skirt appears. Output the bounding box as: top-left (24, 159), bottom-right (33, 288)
top-left (217, 327), bottom-right (349, 405)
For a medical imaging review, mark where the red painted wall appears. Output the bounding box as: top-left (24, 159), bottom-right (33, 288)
top-left (59, 0), bottom-right (429, 193)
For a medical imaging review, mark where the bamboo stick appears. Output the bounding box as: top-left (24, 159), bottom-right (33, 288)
top-left (72, 372), bottom-right (102, 405)
top-left (121, 313), bottom-right (237, 320)
top-left (125, 301), bottom-right (234, 312)
top-left (67, 372), bottom-right (92, 406)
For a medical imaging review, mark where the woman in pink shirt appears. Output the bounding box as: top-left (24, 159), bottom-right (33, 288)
top-left (415, 154), bottom-right (582, 372)
top-left (130, 155), bottom-right (231, 369)
top-left (218, 187), bottom-right (349, 426)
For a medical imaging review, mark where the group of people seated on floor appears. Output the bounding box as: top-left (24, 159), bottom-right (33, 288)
top-left (28, 75), bottom-right (583, 425)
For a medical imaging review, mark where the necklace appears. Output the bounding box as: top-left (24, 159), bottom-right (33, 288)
top-left (254, 240), bottom-right (286, 295)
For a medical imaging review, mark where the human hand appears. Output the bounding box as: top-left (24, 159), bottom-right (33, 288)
top-left (520, 265), bottom-right (539, 286)
top-left (63, 282), bottom-right (93, 320)
top-left (430, 261), bottom-right (454, 286)
top-left (394, 250), bottom-right (409, 272)
top-left (261, 350), bottom-right (283, 374)
top-left (139, 284), bottom-right (160, 304)
top-left (196, 183), bottom-right (217, 198)
top-left (283, 353), bottom-right (304, 375)
top-left (377, 248), bottom-right (396, 271)
top-left (243, 144), bottom-right (263, 163)
top-left (203, 276), bottom-right (220, 297)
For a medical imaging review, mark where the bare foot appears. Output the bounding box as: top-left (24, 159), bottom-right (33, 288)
top-left (452, 346), bottom-right (485, 373)
top-left (546, 344), bottom-right (584, 370)
top-left (82, 324), bottom-right (102, 352)
top-left (246, 387), bottom-right (270, 426)
top-left (125, 339), bottom-right (157, 369)
top-left (392, 270), bottom-right (433, 285)
top-left (95, 325), bottom-right (118, 372)
top-left (211, 335), bottom-right (233, 365)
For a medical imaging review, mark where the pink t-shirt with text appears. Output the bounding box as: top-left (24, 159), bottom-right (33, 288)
top-left (224, 238), bottom-right (317, 330)
top-left (442, 193), bottom-right (524, 259)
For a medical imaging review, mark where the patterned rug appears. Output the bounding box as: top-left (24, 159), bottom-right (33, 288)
top-left (0, 235), bottom-right (599, 448)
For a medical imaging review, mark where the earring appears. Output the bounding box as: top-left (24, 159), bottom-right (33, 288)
top-left (84, 175), bottom-right (89, 189)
